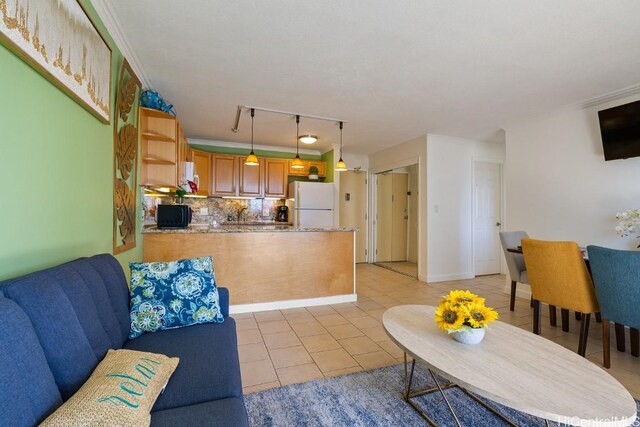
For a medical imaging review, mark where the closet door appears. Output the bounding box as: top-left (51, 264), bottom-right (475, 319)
top-left (376, 174), bottom-right (393, 262)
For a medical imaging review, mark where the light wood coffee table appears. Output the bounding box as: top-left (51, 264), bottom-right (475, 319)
top-left (383, 305), bottom-right (637, 426)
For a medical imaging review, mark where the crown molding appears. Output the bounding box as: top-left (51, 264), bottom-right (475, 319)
top-left (91, 0), bottom-right (151, 88)
top-left (565, 83), bottom-right (640, 111)
top-left (188, 138), bottom-right (322, 156)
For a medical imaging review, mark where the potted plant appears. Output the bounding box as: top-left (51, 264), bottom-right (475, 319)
top-left (308, 165), bottom-right (319, 180)
top-left (175, 188), bottom-right (186, 204)
top-left (434, 290), bottom-right (499, 345)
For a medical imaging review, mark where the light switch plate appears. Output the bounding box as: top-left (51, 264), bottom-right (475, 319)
top-left (199, 208), bottom-right (209, 215)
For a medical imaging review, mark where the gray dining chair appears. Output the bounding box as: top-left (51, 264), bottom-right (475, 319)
top-left (499, 231), bottom-right (530, 311)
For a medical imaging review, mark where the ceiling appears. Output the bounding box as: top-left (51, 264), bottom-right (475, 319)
top-left (104, 1), bottom-right (640, 154)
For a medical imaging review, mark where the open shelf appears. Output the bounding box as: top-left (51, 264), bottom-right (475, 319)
top-left (140, 107), bottom-right (175, 120)
top-left (142, 132), bottom-right (175, 143)
top-left (142, 157), bottom-right (177, 165)
top-left (141, 182), bottom-right (177, 188)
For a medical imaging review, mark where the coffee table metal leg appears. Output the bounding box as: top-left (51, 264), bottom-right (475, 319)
top-left (427, 368), bottom-right (462, 427)
top-left (401, 355), bottom-right (538, 427)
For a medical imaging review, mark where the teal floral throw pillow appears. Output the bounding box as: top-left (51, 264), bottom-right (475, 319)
top-left (128, 256), bottom-right (224, 338)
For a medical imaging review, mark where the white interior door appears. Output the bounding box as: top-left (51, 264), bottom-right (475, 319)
top-left (375, 174), bottom-right (393, 262)
top-left (474, 161), bottom-right (502, 275)
top-left (339, 171), bottom-right (368, 263)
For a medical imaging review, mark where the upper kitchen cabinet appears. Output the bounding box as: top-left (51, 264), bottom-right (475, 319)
top-left (211, 154), bottom-right (237, 196)
top-left (264, 158), bottom-right (288, 198)
top-left (238, 157), bottom-right (264, 197)
top-left (140, 108), bottom-right (178, 187)
top-left (287, 160), bottom-right (327, 177)
top-left (191, 150), bottom-right (211, 197)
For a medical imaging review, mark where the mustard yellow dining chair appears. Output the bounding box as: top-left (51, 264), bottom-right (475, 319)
top-left (521, 238), bottom-right (600, 357)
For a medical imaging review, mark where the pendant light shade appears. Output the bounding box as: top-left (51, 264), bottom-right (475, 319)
top-left (335, 121), bottom-right (348, 172)
top-left (245, 108), bottom-right (259, 166)
top-left (291, 115), bottom-right (305, 169)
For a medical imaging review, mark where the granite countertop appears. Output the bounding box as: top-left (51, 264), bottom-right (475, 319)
top-left (143, 224), bottom-right (357, 234)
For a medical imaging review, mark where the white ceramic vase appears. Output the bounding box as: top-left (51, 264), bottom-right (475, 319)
top-left (451, 327), bottom-right (485, 345)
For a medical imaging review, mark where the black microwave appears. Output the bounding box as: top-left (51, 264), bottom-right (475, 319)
top-left (157, 205), bottom-right (192, 229)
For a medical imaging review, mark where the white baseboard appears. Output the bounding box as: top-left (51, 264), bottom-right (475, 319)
top-left (426, 272), bottom-right (475, 283)
top-left (417, 274), bottom-right (428, 283)
top-left (230, 294), bottom-right (358, 314)
top-left (502, 282), bottom-right (532, 300)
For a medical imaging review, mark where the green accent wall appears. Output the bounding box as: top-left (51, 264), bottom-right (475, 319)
top-left (322, 149), bottom-right (335, 183)
top-left (0, 0), bottom-right (142, 281)
top-left (190, 144), bottom-right (322, 160)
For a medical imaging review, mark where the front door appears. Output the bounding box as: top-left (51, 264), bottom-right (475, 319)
top-left (474, 161), bottom-right (502, 275)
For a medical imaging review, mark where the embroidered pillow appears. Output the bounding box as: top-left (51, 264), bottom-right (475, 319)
top-left (40, 349), bottom-right (179, 426)
top-left (128, 256), bottom-right (224, 339)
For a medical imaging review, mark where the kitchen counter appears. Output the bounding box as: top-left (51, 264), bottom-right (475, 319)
top-left (143, 224), bottom-right (357, 233)
top-left (143, 225), bottom-right (356, 311)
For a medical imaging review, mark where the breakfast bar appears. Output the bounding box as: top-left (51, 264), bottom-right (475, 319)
top-left (143, 225), bottom-right (356, 312)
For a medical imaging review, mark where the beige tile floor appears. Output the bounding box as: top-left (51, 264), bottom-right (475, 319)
top-left (235, 264), bottom-right (640, 398)
top-left (373, 261), bottom-right (418, 278)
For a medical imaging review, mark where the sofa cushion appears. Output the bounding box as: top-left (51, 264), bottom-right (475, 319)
top-left (0, 297), bottom-right (62, 426)
top-left (124, 318), bottom-right (242, 411)
top-left (0, 254), bottom-right (130, 399)
top-left (78, 254), bottom-right (132, 346)
top-left (151, 397), bottom-right (249, 427)
top-left (41, 349), bottom-right (179, 427)
top-left (129, 256), bottom-right (224, 338)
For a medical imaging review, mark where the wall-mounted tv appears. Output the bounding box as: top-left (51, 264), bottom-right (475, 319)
top-left (598, 100), bottom-right (640, 161)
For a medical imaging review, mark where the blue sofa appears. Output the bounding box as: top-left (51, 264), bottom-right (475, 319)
top-left (0, 254), bottom-right (248, 426)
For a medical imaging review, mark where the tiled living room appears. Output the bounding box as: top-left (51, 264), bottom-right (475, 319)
top-left (2, 1), bottom-right (640, 426)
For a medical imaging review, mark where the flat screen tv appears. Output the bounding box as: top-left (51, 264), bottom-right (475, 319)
top-left (598, 100), bottom-right (640, 161)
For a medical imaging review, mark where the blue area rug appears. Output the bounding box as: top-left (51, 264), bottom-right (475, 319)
top-left (244, 363), bottom-right (639, 426)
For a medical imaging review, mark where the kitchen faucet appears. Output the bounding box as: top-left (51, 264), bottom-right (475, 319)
top-left (237, 206), bottom-right (247, 222)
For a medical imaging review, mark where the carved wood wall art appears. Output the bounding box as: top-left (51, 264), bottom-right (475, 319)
top-left (113, 60), bottom-right (141, 254)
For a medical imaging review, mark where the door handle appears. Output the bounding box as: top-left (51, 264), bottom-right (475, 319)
top-left (496, 222), bottom-right (502, 227)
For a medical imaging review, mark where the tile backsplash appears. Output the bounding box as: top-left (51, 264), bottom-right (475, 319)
top-left (143, 196), bottom-right (292, 225)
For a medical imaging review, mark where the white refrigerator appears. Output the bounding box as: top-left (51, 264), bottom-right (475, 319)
top-left (288, 182), bottom-right (335, 227)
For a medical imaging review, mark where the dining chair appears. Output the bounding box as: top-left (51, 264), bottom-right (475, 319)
top-left (521, 238), bottom-right (600, 357)
top-left (499, 231), bottom-right (530, 311)
top-left (587, 245), bottom-right (640, 368)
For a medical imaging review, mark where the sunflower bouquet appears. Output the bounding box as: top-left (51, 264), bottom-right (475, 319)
top-left (435, 290), bottom-right (499, 333)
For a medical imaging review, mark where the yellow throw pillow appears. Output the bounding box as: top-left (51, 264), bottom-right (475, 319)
top-left (40, 349), bottom-right (179, 427)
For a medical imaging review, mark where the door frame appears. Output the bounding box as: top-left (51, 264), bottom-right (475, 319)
top-left (472, 158), bottom-right (506, 276)
top-left (371, 157), bottom-right (420, 267)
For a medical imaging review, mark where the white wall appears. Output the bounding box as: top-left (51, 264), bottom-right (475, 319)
top-left (505, 94), bottom-right (640, 250)
top-left (426, 134), bottom-right (505, 282)
top-left (369, 135), bottom-right (428, 280)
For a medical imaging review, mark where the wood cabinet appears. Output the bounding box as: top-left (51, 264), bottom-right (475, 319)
top-left (191, 150), bottom-right (211, 196)
top-left (287, 159), bottom-right (327, 177)
top-left (264, 158), bottom-right (288, 198)
top-left (140, 108), bottom-right (178, 187)
top-left (238, 157), bottom-right (264, 197)
top-left (211, 154), bottom-right (237, 196)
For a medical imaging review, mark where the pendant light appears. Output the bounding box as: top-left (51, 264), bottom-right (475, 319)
top-left (335, 121), bottom-right (348, 171)
top-left (291, 115), bottom-right (305, 169)
top-left (245, 108), bottom-right (259, 166)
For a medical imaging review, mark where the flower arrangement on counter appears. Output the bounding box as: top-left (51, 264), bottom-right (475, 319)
top-left (435, 290), bottom-right (499, 333)
top-left (615, 209), bottom-right (640, 248)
